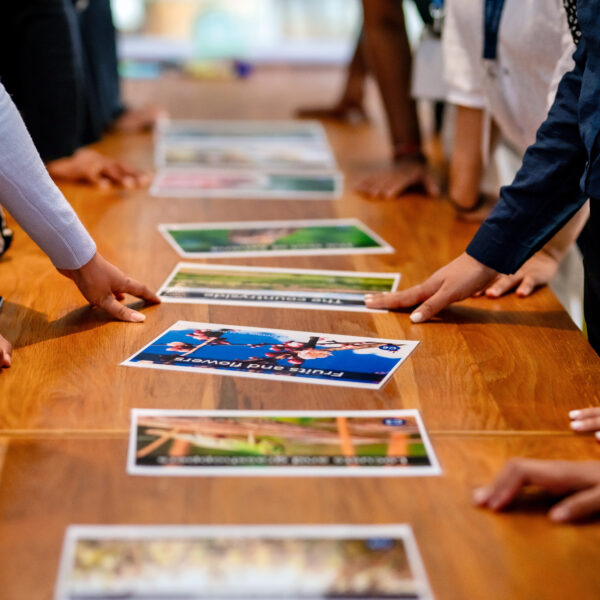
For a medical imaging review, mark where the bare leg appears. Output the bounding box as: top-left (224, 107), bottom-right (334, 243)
top-left (355, 0), bottom-right (440, 199)
top-left (296, 32), bottom-right (369, 124)
top-left (361, 0), bottom-right (420, 153)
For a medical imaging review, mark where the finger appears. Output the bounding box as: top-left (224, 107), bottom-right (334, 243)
top-left (485, 274), bottom-right (520, 298)
top-left (570, 408), bottom-right (600, 420)
top-left (102, 163), bottom-right (130, 186)
top-left (98, 295), bottom-right (146, 323)
top-left (113, 160), bottom-right (142, 179)
top-left (0, 349), bottom-right (11, 368)
top-left (570, 415), bottom-right (600, 432)
top-left (83, 169), bottom-right (111, 189)
top-left (473, 459), bottom-right (581, 512)
top-left (516, 276), bottom-right (537, 297)
top-left (365, 278), bottom-right (441, 310)
top-left (354, 177), bottom-right (373, 196)
top-left (384, 176), bottom-right (414, 198)
top-left (409, 284), bottom-right (461, 323)
top-left (549, 486), bottom-right (600, 522)
top-left (423, 174), bottom-right (441, 197)
top-left (119, 277), bottom-right (161, 304)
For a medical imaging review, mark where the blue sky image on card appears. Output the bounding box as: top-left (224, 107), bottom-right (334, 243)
top-left (127, 324), bottom-right (414, 387)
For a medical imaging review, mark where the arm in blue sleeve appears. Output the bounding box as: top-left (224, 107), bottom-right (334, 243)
top-left (466, 40), bottom-right (589, 274)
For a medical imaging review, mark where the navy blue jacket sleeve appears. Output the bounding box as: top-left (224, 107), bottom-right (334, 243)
top-left (466, 40), bottom-right (589, 274)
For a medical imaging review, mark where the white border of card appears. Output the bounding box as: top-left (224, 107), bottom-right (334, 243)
top-left (150, 168), bottom-right (344, 200)
top-left (157, 263), bottom-right (400, 313)
top-left (158, 218), bottom-right (395, 259)
top-left (121, 321), bottom-right (419, 390)
top-left (127, 409), bottom-right (441, 477)
top-left (55, 524), bottom-right (434, 600)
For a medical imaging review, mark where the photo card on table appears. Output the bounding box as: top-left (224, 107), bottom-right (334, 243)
top-left (150, 168), bottom-right (343, 199)
top-left (156, 139), bottom-right (337, 171)
top-left (158, 218), bottom-right (394, 258)
top-left (128, 409), bottom-right (441, 477)
top-left (157, 263), bottom-right (400, 312)
top-left (121, 321), bottom-right (419, 390)
top-left (55, 524), bottom-right (434, 600)
top-left (156, 118), bottom-right (329, 144)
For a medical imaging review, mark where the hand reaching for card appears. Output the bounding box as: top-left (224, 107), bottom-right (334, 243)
top-left (59, 252), bottom-right (160, 322)
top-left (47, 148), bottom-right (151, 189)
top-left (365, 253), bottom-right (498, 322)
top-left (473, 459), bottom-right (600, 523)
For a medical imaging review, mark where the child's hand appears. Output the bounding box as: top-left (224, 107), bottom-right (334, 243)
top-left (570, 408), bottom-right (600, 438)
top-left (47, 149), bottom-right (151, 189)
top-left (480, 248), bottom-right (560, 298)
top-left (365, 252), bottom-right (497, 322)
top-left (59, 252), bottom-right (160, 322)
top-left (473, 459), bottom-right (600, 523)
top-left (0, 334), bottom-right (11, 368)
top-left (355, 158), bottom-right (440, 199)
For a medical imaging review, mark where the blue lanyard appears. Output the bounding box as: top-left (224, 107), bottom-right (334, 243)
top-left (483, 0), bottom-right (507, 60)
top-left (429, 0), bottom-right (444, 34)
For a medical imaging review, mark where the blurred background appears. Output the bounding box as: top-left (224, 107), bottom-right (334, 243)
top-left (112, 0), bottom-right (424, 76)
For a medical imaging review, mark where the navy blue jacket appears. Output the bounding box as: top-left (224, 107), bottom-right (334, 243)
top-left (466, 2), bottom-right (597, 274)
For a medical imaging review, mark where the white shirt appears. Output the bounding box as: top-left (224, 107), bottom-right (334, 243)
top-left (0, 83), bottom-right (95, 270)
top-left (443, 0), bottom-right (575, 155)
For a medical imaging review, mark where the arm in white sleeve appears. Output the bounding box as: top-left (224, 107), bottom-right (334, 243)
top-left (0, 82), bottom-right (96, 270)
top-left (442, 0), bottom-right (487, 109)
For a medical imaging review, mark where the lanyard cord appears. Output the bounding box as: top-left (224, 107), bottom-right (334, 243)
top-left (429, 0), bottom-right (445, 34)
top-left (483, 0), bottom-right (507, 60)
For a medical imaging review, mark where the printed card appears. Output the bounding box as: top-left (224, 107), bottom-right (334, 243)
top-left (157, 118), bottom-right (328, 143)
top-left (121, 321), bottom-right (418, 389)
top-left (156, 140), bottom-right (336, 171)
top-left (158, 218), bottom-right (394, 258)
top-left (157, 263), bottom-right (400, 312)
top-left (128, 409), bottom-right (441, 477)
top-left (150, 168), bottom-right (343, 199)
top-left (55, 524), bottom-right (434, 600)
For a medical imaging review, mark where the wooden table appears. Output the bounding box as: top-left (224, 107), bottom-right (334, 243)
top-left (0, 67), bottom-right (599, 599)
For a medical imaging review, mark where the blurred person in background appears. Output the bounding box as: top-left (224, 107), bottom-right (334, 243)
top-left (439, 0), bottom-right (588, 311)
top-left (298, 0), bottom-right (442, 199)
top-left (0, 0), bottom-right (165, 189)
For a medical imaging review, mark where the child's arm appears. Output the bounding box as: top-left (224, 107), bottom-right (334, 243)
top-left (0, 83), bottom-right (158, 333)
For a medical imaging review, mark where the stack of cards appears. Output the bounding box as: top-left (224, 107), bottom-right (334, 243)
top-left (152, 119), bottom-right (343, 199)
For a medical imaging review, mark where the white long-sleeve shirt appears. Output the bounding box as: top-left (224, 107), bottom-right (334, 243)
top-left (0, 82), bottom-right (95, 269)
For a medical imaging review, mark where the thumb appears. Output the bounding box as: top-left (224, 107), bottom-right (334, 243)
top-left (423, 173), bottom-right (441, 197)
top-left (516, 276), bottom-right (536, 297)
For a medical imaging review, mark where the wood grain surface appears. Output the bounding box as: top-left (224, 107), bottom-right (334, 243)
top-left (0, 68), bottom-right (598, 599)
top-left (0, 435), bottom-right (599, 600)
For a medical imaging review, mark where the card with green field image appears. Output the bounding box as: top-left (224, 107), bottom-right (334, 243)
top-left (158, 218), bottom-right (394, 258)
top-left (157, 263), bottom-right (400, 312)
